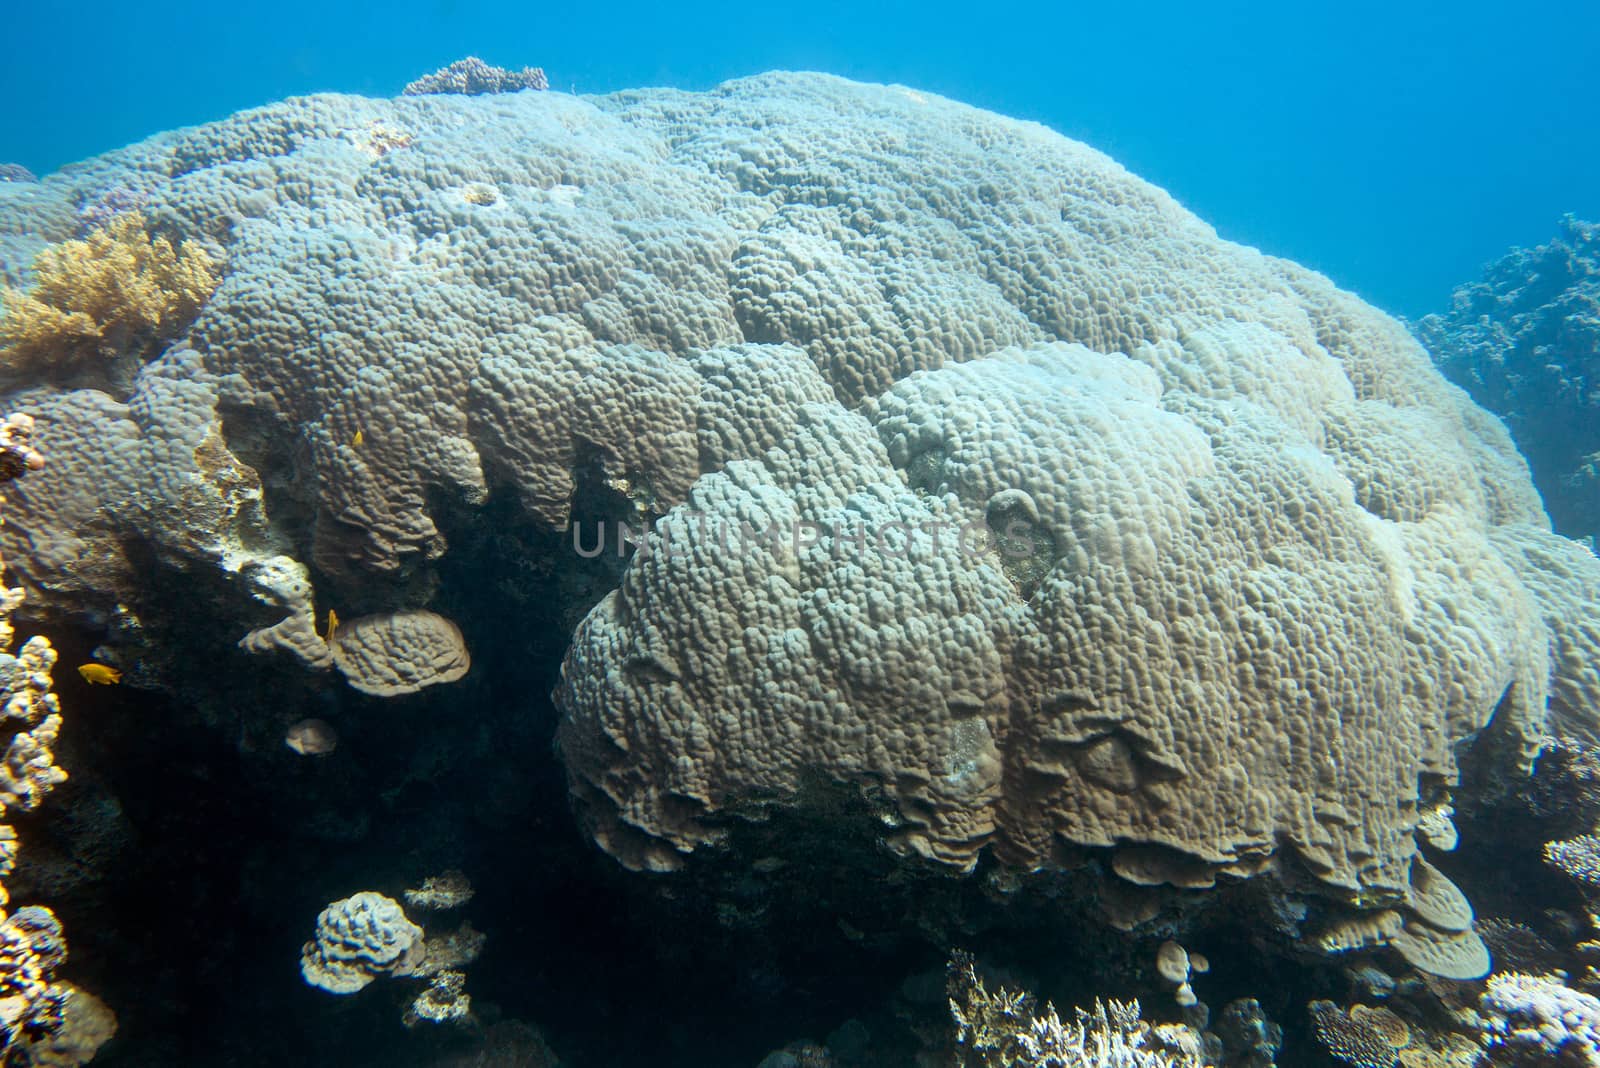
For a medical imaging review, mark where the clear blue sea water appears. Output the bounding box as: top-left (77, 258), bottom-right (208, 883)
top-left (3, 0), bottom-right (1597, 319)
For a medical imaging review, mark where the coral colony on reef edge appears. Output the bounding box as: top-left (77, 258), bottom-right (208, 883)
top-left (0, 55), bottom-right (1595, 1067)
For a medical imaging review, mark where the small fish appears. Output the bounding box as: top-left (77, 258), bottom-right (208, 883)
top-left (78, 663), bottom-right (121, 685)
top-left (351, 429), bottom-right (364, 448)
top-left (326, 608), bottom-right (339, 644)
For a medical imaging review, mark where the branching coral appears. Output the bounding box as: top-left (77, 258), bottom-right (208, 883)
top-left (947, 951), bottom-right (1202, 1067)
top-left (1306, 1001), bottom-right (1398, 1068)
top-left (0, 212), bottom-right (215, 373)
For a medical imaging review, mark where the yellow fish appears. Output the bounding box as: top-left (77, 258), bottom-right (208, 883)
top-left (351, 429), bottom-right (364, 448)
top-left (78, 663), bottom-right (121, 685)
top-left (326, 608), bottom-right (339, 644)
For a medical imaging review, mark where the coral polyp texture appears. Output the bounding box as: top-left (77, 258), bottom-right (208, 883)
top-left (299, 891), bottom-right (425, 994)
top-left (0, 73), bottom-right (1596, 961)
top-left (0, 212), bottom-right (215, 374)
top-left (327, 609), bottom-right (470, 696)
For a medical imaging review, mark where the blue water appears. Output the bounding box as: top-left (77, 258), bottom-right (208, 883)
top-left (5, 1), bottom-right (1598, 319)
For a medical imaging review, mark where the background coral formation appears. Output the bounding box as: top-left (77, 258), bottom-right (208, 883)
top-left (1415, 216), bottom-right (1600, 546)
top-left (402, 57), bottom-right (549, 96)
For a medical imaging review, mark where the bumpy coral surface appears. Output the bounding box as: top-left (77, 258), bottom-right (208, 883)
top-left (8, 982), bottom-right (117, 1067)
top-left (299, 891), bottom-right (425, 994)
top-left (0, 414), bottom-right (44, 484)
top-left (329, 609), bottom-right (470, 695)
top-left (403, 56), bottom-right (549, 96)
top-left (0, 74), bottom-right (1593, 923)
top-left (1478, 972), bottom-right (1600, 1066)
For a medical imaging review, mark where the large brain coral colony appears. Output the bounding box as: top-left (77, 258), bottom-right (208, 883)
top-left (0, 69), bottom-right (1597, 1060)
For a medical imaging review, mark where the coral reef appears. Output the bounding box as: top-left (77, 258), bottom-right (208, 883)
top-left (0, 907), bottom-right (65, 1050)
top-left (404, 870), bottom-right (473, 911)
top-left (0, 73), bottom-right (1598, 1058)
top-left (327, 609), bottom-right (470, 696)
top-left (301, 888), bottom-right (484, 1031)
top-left (0, 419), bottom-right (105, 1062)
top-left (0, 345), bottom-right (324, 695)
top-left (1546, 834), bottom-right (1600, 892)
top-left (6, 983), bottom-right (117, 1067)
top-left (299, 891), bottom-right (425, 994)
top-left (0, 212), bottom-right (215, 374)
top-left (404, 969), bottom-right (469, 1027)
top-left (947, 951), bottom-right (1202, 1067)
top-left (76, 187), bottom-right (148, 234)
top-left (1476, 972), bottom-right (1600, 1066)
top-left (402, 56), bottom-right (548, 95)
top-left (1415, 216), bottom-right (1600, 545)
top-left (0, 415), bottom-right (62, 856)
top-left (0, 413), bottom-right (44, 485)
top-left (283, 717), bottom-right (337, 756)
top-left (1306, 1000), bottom-right (1398, 1068)
top-left (1213, 999), bottom-right (1281, 1068)
top-left (0, 167), bottom-right (35, 185)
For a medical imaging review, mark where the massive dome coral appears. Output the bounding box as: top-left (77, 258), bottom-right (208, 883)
top-left (0, 73), bottom-right (1596, 943)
